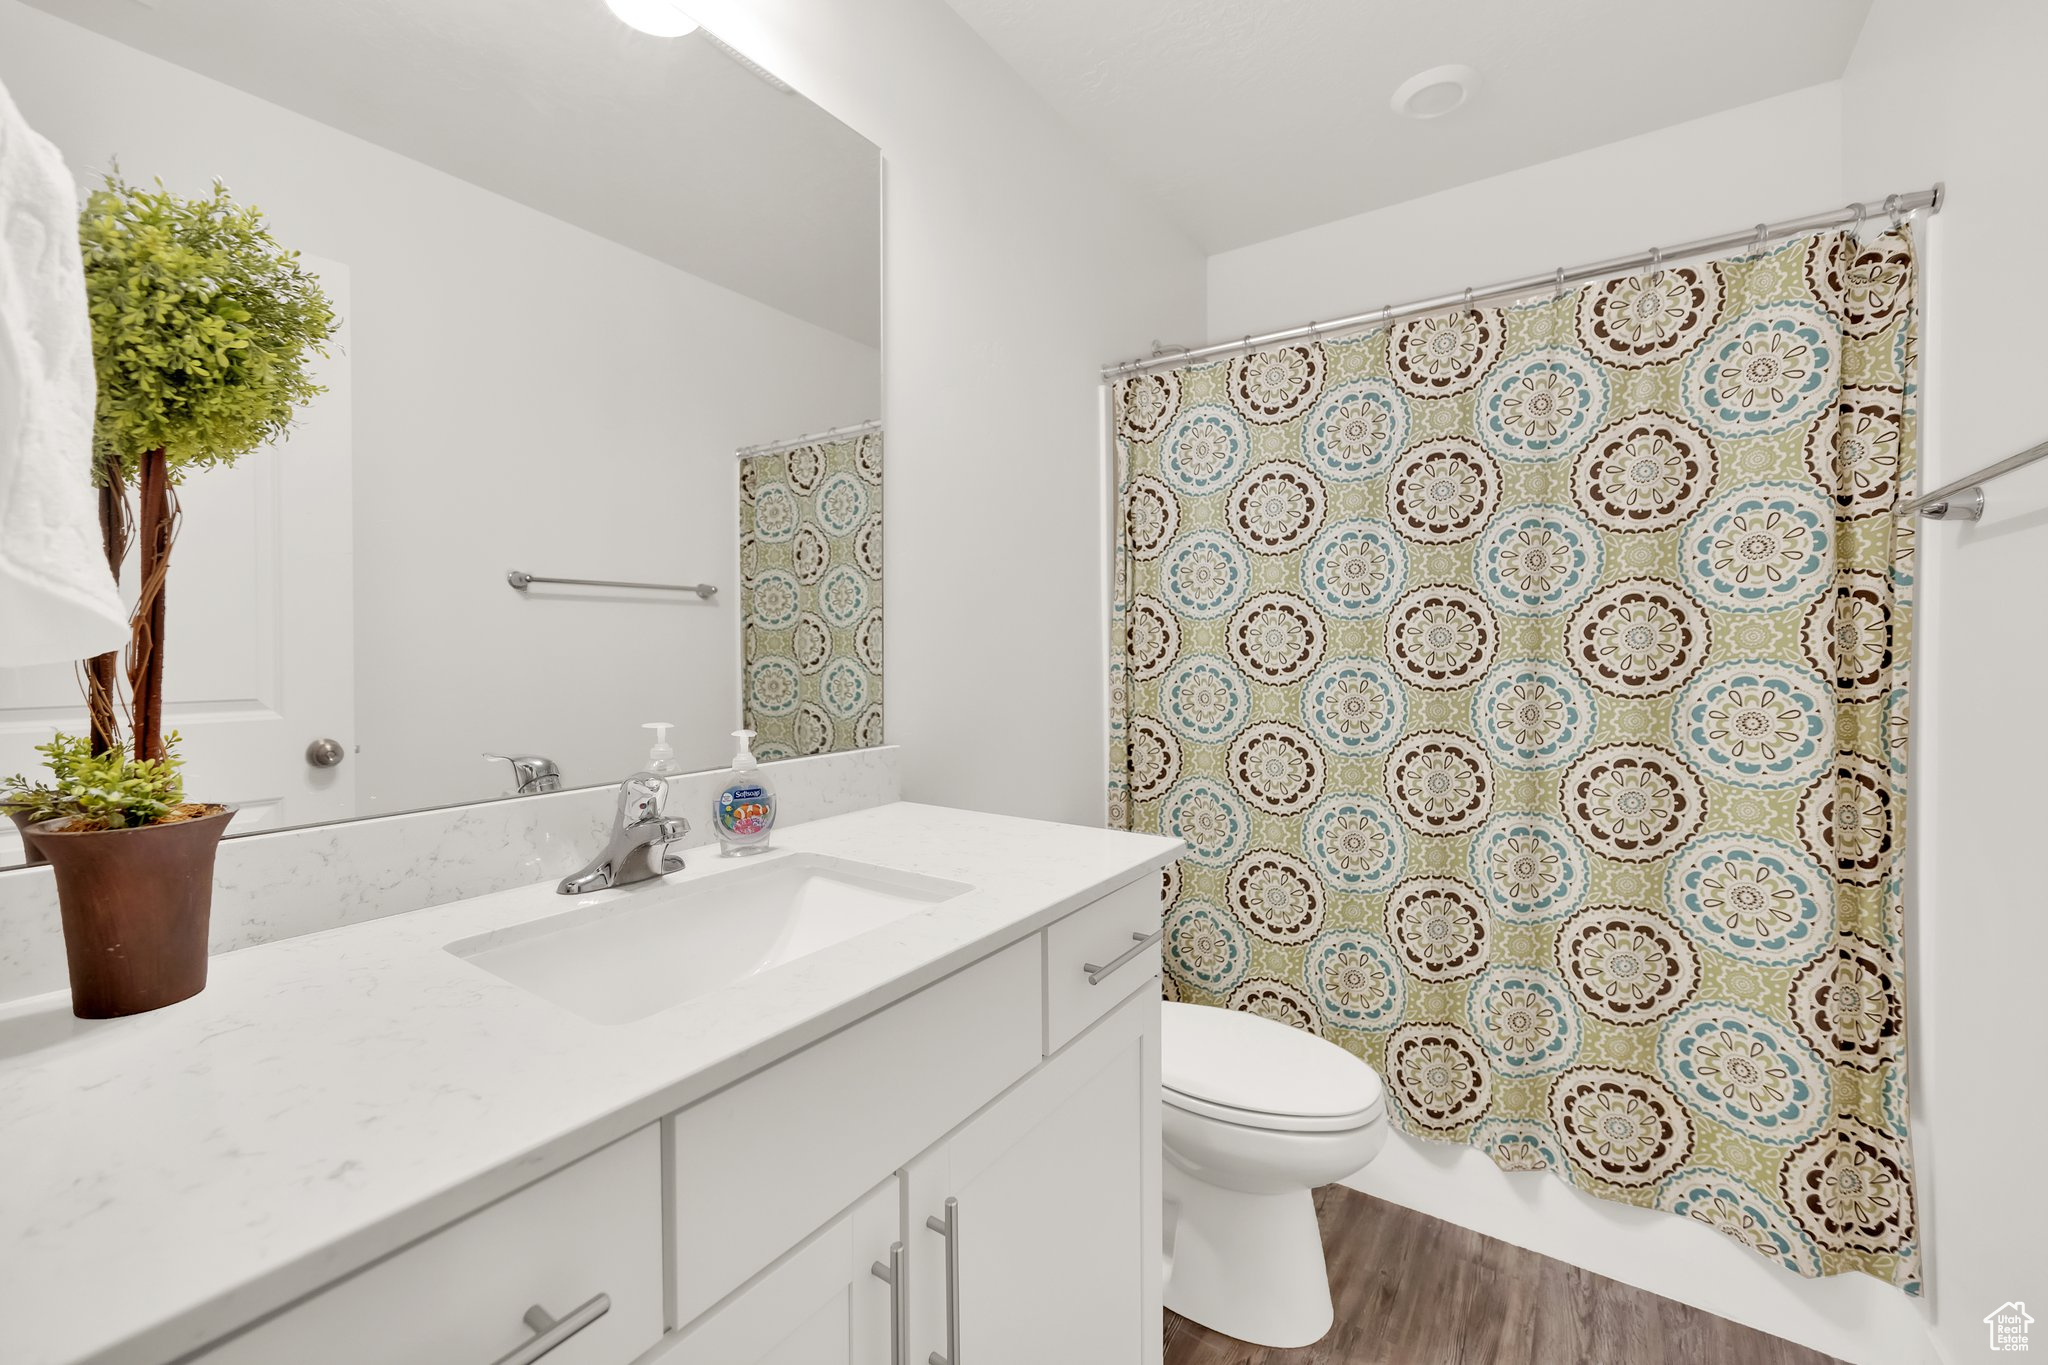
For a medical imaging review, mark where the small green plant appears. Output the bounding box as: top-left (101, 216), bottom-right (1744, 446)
top-left (3, 732), bottom-right (187, 832)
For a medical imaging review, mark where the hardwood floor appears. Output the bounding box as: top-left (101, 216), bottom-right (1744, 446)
top-left (1161, 1186), bottom-right (1845, 1365)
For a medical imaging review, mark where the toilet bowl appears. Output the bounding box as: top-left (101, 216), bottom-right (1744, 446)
top-left (1160, 1001), bottom-right (1387, 1348)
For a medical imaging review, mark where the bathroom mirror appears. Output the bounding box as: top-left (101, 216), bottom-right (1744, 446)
top-left (0, 0), bottom-right (882, 867)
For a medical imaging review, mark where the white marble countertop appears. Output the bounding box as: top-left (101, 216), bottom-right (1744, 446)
top-left (0, 802), bottom-right (1180, 1365)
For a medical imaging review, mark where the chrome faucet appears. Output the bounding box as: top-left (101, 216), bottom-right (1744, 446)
top-left (556, 773), bottom-right (689, 895)
top-left (483, 752), bottom-right (562, 795)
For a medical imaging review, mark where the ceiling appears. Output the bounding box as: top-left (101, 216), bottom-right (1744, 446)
top-left (942, 0), bottom-right (1873, 252)
top-left (27, 0), bottom-right (881, 345)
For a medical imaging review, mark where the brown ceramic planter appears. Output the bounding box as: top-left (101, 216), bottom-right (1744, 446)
top-left (7, 808), bottom-right (47, 865)
top-left (25, 806), bottom-right (233, 1019)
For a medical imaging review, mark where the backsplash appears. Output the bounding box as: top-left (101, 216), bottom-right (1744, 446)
top-left (0, 747), bottom-right (899, 1005)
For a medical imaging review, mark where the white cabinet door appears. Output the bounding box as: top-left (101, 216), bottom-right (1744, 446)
top-left (655, 1178), bottom-right (901, 1365)
top-left (666, 937), bottom-right (1042, 1326)
top-left (906, 985), bottom-right (1159, 1365)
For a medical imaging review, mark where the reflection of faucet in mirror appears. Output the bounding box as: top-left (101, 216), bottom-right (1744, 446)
top-left (483, 753), bottom-right (562, 795)
top-left (557, 774), bottom-right (689, 895)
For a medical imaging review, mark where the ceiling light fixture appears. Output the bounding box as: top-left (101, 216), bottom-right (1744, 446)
top-left (1391, 65), bottom-right (1477, 120)
top-left (604, 0), bottom-right (699, 38)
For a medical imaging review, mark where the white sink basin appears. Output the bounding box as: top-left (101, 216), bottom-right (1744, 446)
top-left (447, 853), bottom-right (971, 1024)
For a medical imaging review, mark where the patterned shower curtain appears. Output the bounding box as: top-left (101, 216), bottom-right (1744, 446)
top-left (1110, 229), bottom-right (1920, 1290)
top-left (739, 429), bottom-right (884, 757)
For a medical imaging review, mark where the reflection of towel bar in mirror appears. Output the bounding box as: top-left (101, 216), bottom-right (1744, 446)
top-left (506, 571), bottom-right (716, 599)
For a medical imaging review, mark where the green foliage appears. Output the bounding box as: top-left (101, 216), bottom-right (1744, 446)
top-left (79, 172), bottom-right (338, 484)
top-left (2, 732), bottom-right (187, 831)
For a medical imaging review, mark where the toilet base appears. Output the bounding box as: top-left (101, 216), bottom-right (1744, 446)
top-left (1162, 1158), bottom-right (1333, 1348)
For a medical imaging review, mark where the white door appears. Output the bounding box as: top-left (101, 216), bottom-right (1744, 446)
top-left (655, 1177), bottom-right (900, 1365)
top-left (906, 989), bottom-right (1155, 1365)
top-left (0, 261), bottom-right (354, 862)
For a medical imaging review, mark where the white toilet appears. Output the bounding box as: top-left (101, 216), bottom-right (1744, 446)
top-left (1160, 1001), bottom-right (1388, 1348)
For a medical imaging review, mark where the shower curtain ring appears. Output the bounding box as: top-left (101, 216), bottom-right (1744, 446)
top-left (1461, 286), bottom-right (1473, 314)
top-left (1553, 266), bottom-right (1566, 300)
top-left (1381, 304), bottom-right (1394, 329)
top-left (1752, 221), bottom-right (1769, 257)
top-left (1648, 245), bottom-right (1663, 283)
top-left (1886, 193), bottom-right (1904, 230)
top-left (1848, 201), bottom-right (1866, 244)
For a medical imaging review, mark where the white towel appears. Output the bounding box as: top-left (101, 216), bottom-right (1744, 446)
top-left (0, 75), bottom-right (126, 667)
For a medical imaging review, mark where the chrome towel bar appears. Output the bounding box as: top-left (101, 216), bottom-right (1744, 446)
top-left (1896, 436), bottom-right (2048, 521)
top-left (507, 570), bottom-right (716, 599)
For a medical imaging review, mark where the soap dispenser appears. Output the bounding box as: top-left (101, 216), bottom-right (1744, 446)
top-left (642, 722), bottom-right (684, 776)
top-left (714, 729), bottom-right (776, 857)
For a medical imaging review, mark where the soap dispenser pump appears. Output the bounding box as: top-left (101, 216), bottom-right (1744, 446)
top-left (714, 729), bottom-right (776, 857)
top-left (642, 721), bottom-right (683, 776)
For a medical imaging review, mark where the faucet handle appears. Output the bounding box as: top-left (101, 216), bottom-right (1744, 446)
top-left (616, 772), bottom-right (669, 826)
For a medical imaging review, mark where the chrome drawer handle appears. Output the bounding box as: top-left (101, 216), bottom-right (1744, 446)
top-left (1083, 929), bottom-right (1162, 985)
top-left (871, 1240), bottom-right (907, 1365)
top-left (489, 1293), bottom-right (610, 1365)
top-left (926, 1197), bottom-right (960, 1365)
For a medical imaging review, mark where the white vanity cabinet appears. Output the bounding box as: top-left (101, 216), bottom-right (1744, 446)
top-left (175, 868), bottom-right (1164, 1365)
top-left (906, 987), bottom-right (1158, 1365)
top-left (655, 874), bottom-right (1163, 1365)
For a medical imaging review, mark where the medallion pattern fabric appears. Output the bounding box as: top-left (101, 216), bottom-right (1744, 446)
top-left (1111, 231), bottom-right (1920, 1291)
top-left (740, 430), bottom-right (883, 757)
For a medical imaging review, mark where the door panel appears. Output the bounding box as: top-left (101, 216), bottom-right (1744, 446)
top-left (0, 261), bottom-right (354, 861)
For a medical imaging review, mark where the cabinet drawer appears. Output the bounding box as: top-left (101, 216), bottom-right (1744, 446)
top-left (1044, 875), bottom-right (1161, 1053)
top-left (194, 1126), bottom-right (664, 1365)
top-left (667, 936), bottom-right (1042, 1327)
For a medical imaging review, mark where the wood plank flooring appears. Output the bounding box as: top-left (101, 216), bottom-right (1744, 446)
top-left (1162, 1186), bottom-right (1845, 1365)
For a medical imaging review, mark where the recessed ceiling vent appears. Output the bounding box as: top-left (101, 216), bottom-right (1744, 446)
top-left (1391, 65), bottom-right (1477, 120)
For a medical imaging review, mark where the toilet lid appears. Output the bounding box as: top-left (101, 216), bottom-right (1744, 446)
top-left (1162, 1001), bottom-right (1383, 1121)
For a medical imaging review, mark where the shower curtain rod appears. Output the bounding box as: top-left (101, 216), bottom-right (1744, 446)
top-left (1102, 183), bottom-right (1945, 380)
top-left (735, 418), bottom-right (882, 459)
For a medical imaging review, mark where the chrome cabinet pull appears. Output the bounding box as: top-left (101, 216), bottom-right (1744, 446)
top-left (488, 1293), bottom-right (609, 1365)
top-left (871, 1241), bottom-right (907, 1365)
top-left (1083, 929), bottom-right (1162, 985)
top-left (925, 1197), bottom-right (960, 1365)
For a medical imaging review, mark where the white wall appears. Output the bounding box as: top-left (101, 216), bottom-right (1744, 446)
top-left (680, 0), bottom-right (1209, 827)
top-left (1204, 82), bottom-right (1953, 1365)
top-left (1843, 3), bottom-right (2048, 1361)
top-left (1207, 83), bottom-right (1845, 340)
top-left (0, 0), bottom-right (879, 816)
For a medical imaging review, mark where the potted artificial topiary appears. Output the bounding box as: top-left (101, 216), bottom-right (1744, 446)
top-left (4, 733), bottom-right (224, 1015)
top-left (4, 174), bottom-right (335, 1018)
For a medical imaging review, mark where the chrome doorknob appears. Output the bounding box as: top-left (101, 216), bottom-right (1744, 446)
top-left (306, 738), bottom-right (346, 768)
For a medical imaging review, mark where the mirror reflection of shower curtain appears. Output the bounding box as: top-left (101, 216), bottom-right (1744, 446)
top-left (739, 429), bottom-right (883, 759)
top-left (1110, 228), bottom-right (1922, 1293)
